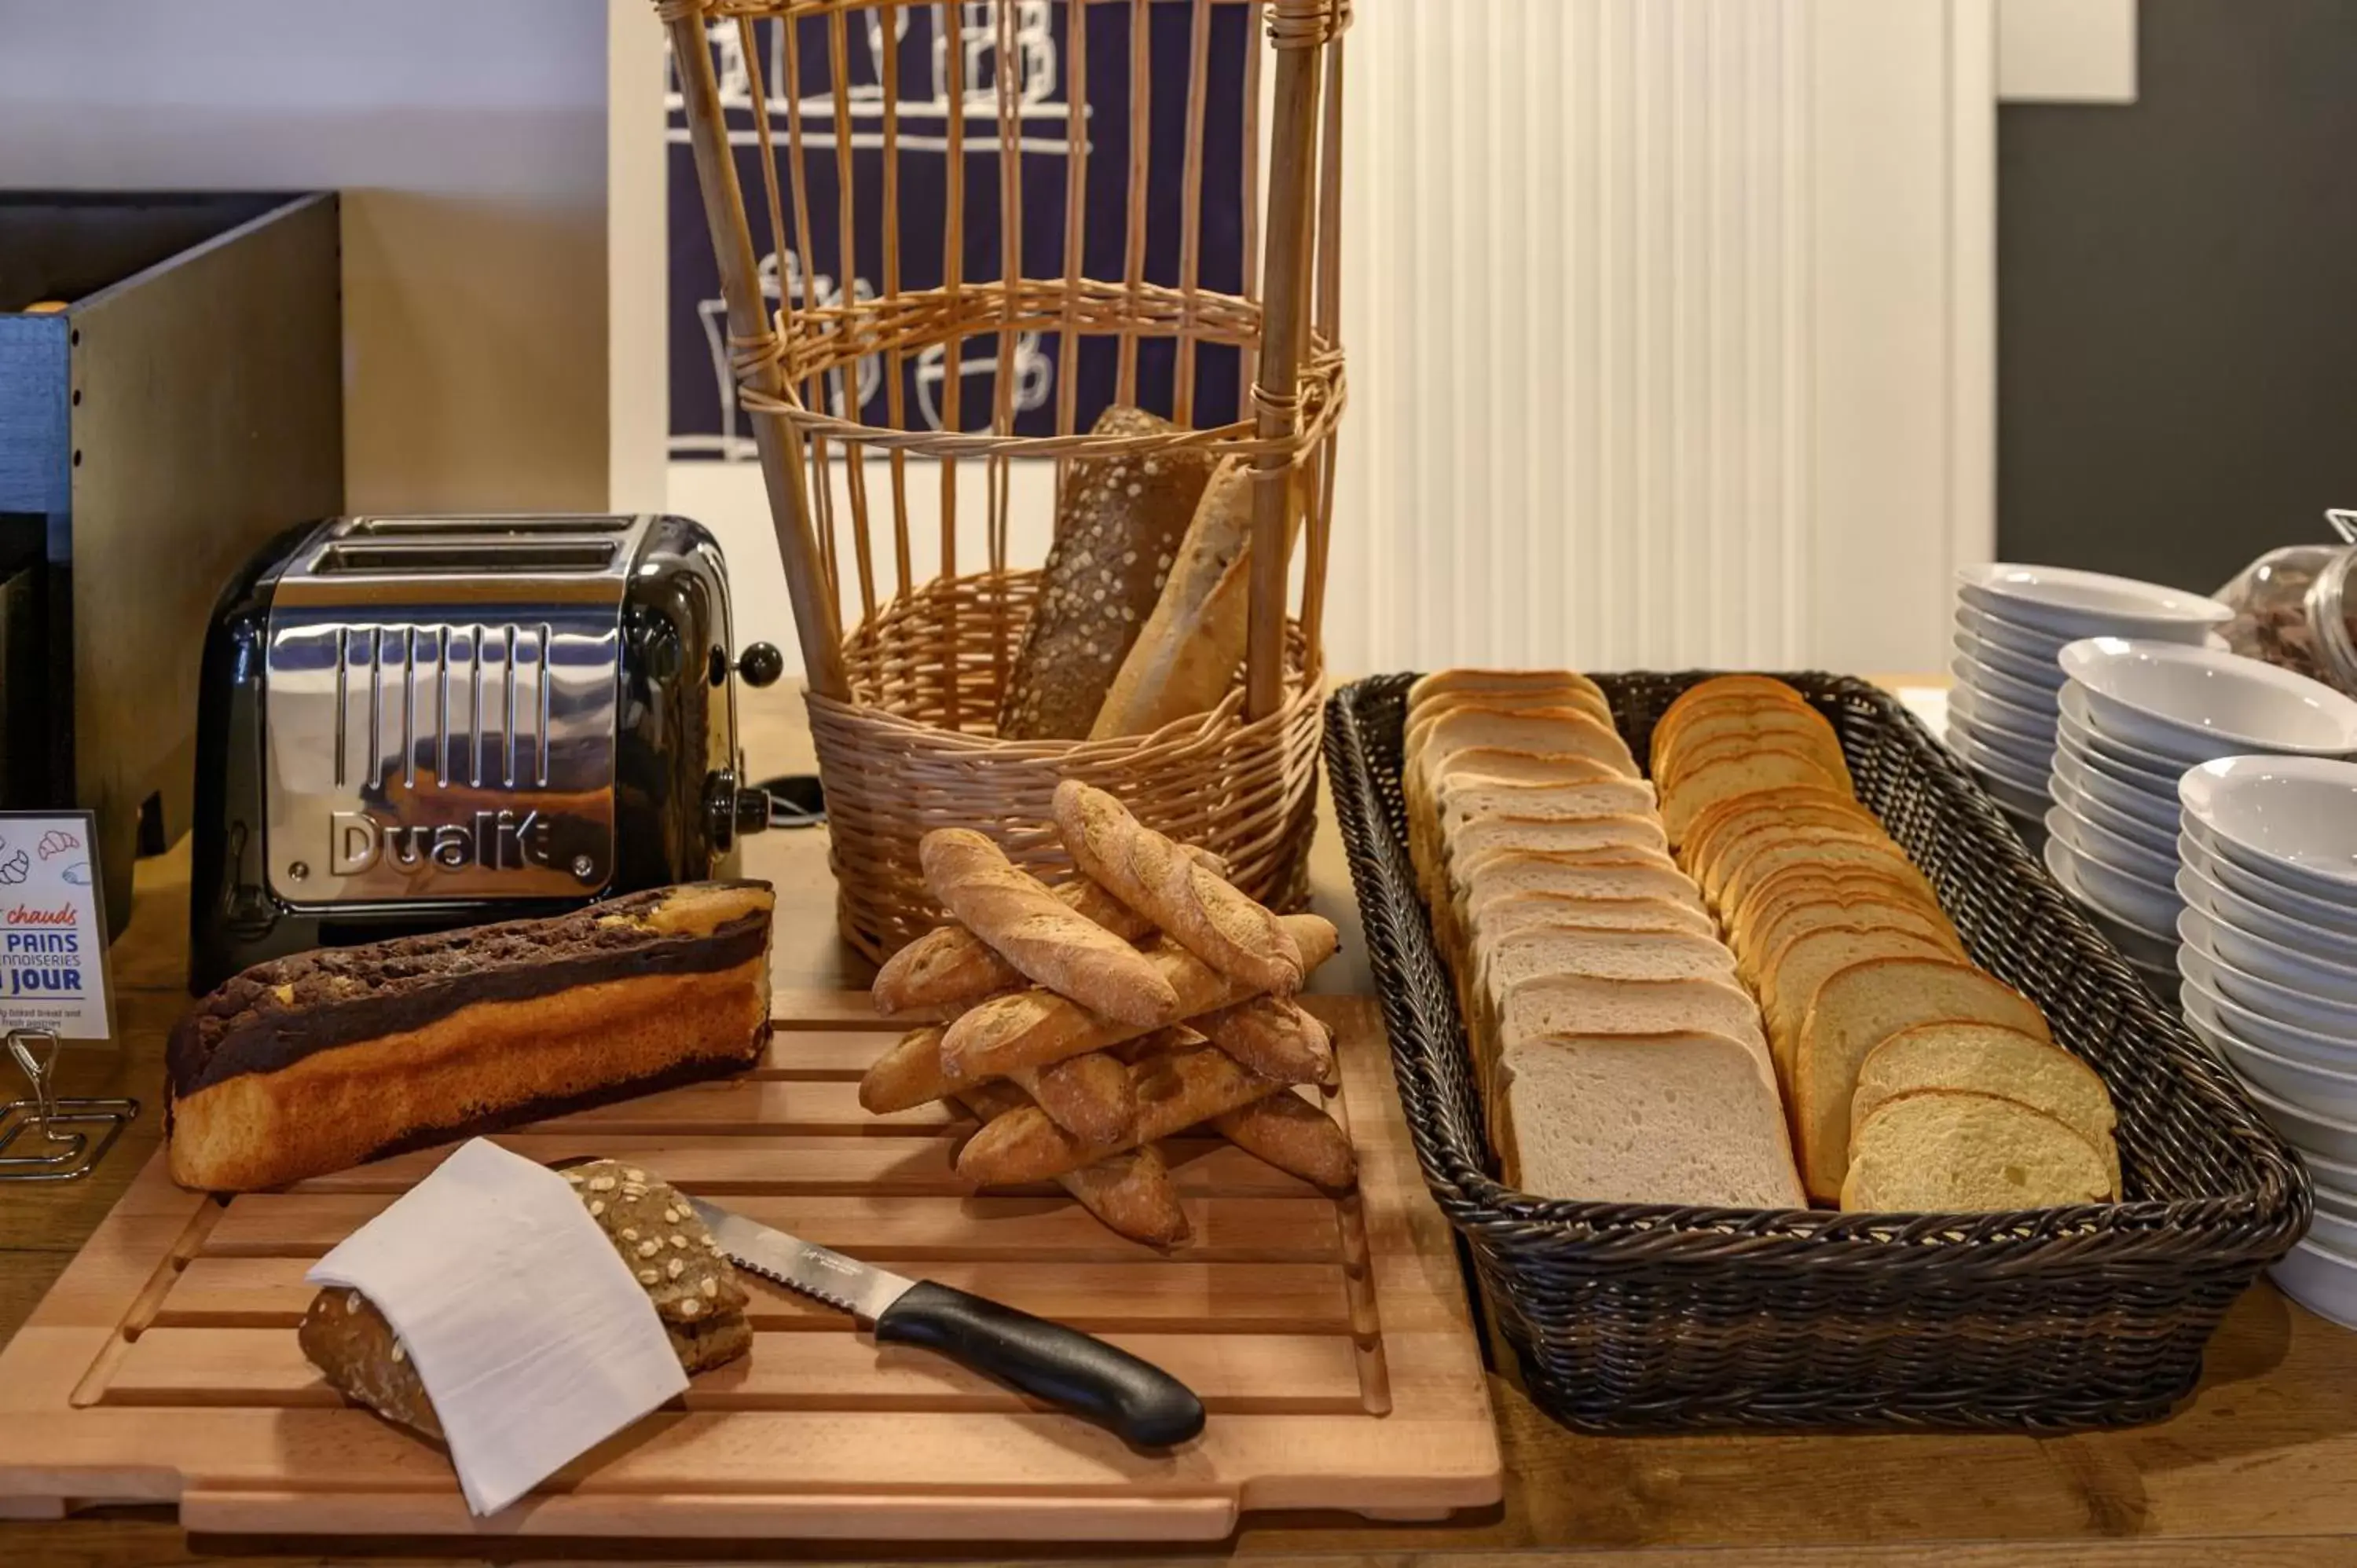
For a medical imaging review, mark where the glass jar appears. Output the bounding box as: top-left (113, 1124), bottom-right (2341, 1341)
top-left (2216, 511), bottom-right (2357, 695)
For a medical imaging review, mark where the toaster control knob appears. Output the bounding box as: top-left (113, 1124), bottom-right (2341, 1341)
top-left (734, 787), bottom-right (772, 837)
top-left (735, 643), bottom-right (785, 688)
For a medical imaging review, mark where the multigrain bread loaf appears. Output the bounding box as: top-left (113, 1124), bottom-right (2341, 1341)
top-left (298, 1158), bottom-right (752, 1438)
top-left (998, 405), bottom-right (1217, 739)
top-left (168, 884), bottom-right (775, 1192)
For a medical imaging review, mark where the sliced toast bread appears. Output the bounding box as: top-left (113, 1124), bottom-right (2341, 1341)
top-left (1854, 1021), bottom-right (2119, 1197)
top-left (1840, 1089), bottom-right (2109, 1212)
top-left (1791, 958), bottom-right (2053, 1201)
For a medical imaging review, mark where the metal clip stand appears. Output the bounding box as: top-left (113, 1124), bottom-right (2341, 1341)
top-left (0, 1029), bottom-right (137, 1181)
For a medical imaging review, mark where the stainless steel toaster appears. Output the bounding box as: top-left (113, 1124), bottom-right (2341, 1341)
top-left (188, 514), bottom-right (783, 991)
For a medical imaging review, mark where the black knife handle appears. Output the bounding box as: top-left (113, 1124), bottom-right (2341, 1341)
top-left (874, 1280), bottom-right (1205, 1448)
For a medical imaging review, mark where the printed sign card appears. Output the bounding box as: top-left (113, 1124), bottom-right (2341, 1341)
top-left (0, 811), bottom-right (112, 1044)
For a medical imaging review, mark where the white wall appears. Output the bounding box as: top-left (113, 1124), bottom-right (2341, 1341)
top-left (0, 0), bottom-right (613, 514)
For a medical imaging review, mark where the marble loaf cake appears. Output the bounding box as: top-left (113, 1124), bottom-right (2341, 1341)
top-left (168, 883), bottom-right (775, 1191)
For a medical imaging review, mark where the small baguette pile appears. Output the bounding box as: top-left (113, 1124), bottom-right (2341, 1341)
top-left (863, 781), bottom-right (1357, 1247)
top-left (1405, 670), bottom-right (1805, 1210)
top-left (1654, 676), bottom-right (2121, 1211)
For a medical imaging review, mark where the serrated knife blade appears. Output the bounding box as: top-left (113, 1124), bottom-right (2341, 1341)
top-left (684, 1196), bottom-right (911, 1323)
top-left (682, 1192), bottom-right (1205, 1447)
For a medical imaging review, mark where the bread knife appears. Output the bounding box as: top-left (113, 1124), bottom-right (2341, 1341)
top-left (683, 1196), bottom-right (1205, 1448)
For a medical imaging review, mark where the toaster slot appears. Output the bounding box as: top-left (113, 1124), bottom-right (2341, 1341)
top-left (317, 540), bottom-right (618, 575)
top-left (349, 515), bottom-right (635, 536)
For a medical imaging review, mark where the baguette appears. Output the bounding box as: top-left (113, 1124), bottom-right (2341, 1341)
top-left (1212, 1091), bottom-right (1358, 1189)
top-left (859, 1024), bottom-right (1135, 1145)
top-left (873, 849), bottom-right (1230, 1017)
top-left (1189, 996), bottom-right (1335, 1086)
top-left (918, 829), bottom-right (1179, 1027)
top-left (1052, 779), bottom-right (1303, 995)
top-left (1091, 458), bottom-right (1281, 738)
top-left (957, 1042), bottom-right (1285, 1185)
top-left (953, 1083), bottom-right (1189, 1246)
top-left (939, 913), bottom-right (1340, 1079)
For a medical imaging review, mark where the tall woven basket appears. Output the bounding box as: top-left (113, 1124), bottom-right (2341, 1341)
top-left (662, 0), bottom-right (1350, 959)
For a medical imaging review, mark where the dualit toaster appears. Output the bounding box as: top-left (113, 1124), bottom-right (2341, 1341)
top-left (189, 515), bottom-right (783, 991)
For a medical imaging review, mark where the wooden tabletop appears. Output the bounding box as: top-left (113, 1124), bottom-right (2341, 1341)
top-left (8, 682), bottom-right (2357, 1566)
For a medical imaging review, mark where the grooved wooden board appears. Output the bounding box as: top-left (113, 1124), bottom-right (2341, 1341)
top-left (0, 992), bottom-right (1498, 1543)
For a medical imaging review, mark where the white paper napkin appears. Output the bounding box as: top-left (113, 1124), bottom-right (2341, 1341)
top-left (308, 1139), bottom-right (688, 1516)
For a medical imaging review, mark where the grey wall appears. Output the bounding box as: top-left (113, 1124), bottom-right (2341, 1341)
top-left (1999, 0), bottom-right (2357, 595)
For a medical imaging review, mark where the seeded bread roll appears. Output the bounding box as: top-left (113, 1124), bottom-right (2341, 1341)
top-left (998, 406), bottom-right (1218, 739)
top-left (297, 1159), bottom-right (752, 1439)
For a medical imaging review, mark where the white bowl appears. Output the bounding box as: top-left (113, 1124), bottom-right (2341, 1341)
top-left (2180, 905), bottom-right (2357, 1006)
top-left (2193, 1013), bottom-right (2357, 1122)
top-left (2179, 940), bottom-right (2357, 1040)
top-left (2045, 844), bottom-right (2178, 963)
top-left (2052, 735), bottom-right (2181, 832)
top-left (2271, 1240), bottom-right (2357, 1330)
top-left (1949, 719), bottom-right (2051, 788)
top-left (1949, 676), bottom-right (2057, 746)
top-left (1956, 563), bottom-right (2234, 640)
top-left (2045, 833), bottom-right (2183, 936)
top-left (2179, 826), bottom-right (2357, 938)
top-left (2234, 1073), bottom-right (2357, 1163)
top-left (1954, 627), bottom-right (2068, 690)
top-left (1951, 651), bottom-right (2063, 717)
top-left (2055, 683), bottom-right (2198, 781)
top-left (2049, 769), bottom-right (2176, 861)
top-left (2177, 859), bottom-right (2357, 967)
top-left (1956, 600), bottom-right (2073, 662)
top-left (2058, 638), bottom-right (2357, 760)
top-left (2182, 967), bottom-right (2357, 1072)
top-left (2047, 800), bottom-right (2180, 888)
top-left (2181, 755), bottom-right (2357, 901)
top-left (2315, 1180), bottom-right (2357, 1225)
top-left (2311, 1202), bottom-right (2357, 1258)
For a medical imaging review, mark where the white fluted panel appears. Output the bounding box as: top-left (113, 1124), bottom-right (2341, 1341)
top-left (1326, 0), bottom-right (1990, 678)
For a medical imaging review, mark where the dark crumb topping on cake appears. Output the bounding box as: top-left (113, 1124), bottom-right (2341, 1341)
top-left (169, 881), bottom-right (772, 1094)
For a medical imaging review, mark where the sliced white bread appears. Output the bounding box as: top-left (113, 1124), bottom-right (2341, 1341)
top-left (1759, 927), bottom-right (1959, 1087)
top-left (1455, 841), bottom-right (1677, 888)
top-left (1791, 958), bottom-right (2053, 1202)
top-left (1446, 811), bottom-right (1669, 871)
top-left (1497, 1032), bottom-right (1805, 1209)
top-left (1410, 750), bottom-right (1626, 896)
top-left (1411, 709), bottom-right (1640, 804)
top-left (1410, 668), bottom-right (1605, 713)
top-left (1435, 776), bottom-right (1657, 841)
top-left (1840, 1090), bottom-right (2110, 1212)
top-left (1409, 686), bottom-right (1615, 732)
top-left (1473, 892), bottom-right (1716, 943)
top-left (1853, 1021), bottom-right (2119, 1197)
top-left (1471, 927), bottom-right (1742, 1082)
top-left (1661, 749), bottom-right (1847, 847)
top-left (1496, 973), bottom-right (1771, 1072)
top-left (1461, 855), bottom-right (1708, 931)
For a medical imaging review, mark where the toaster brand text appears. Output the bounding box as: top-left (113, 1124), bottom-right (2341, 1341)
top-left (329, 809), bottom-right (556, 876)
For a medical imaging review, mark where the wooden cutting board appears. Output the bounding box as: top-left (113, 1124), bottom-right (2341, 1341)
top-left (0, 993), bottom-right (1499, 1542)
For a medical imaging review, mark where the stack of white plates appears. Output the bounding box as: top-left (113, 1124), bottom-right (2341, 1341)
top-left (1951, 562), bottom-right (2231, 834)
top-left (2177, 757), bottom-right (2357, 1326)
top-left (2042, 639), bottom-right (2357, 999)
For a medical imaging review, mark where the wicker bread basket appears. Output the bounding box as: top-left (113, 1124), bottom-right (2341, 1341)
top-left (661, 0), bottom-right (1350, 958)
top-left (1326, 670), bottom-right (2310, 1433)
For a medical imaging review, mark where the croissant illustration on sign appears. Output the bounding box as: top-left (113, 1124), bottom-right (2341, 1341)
top-left (665, 2), bottom-right (1249, 461)
top-left (37, 830), bottom-right (79, 861)
top-left (0, 848), bottom-right (27, 886)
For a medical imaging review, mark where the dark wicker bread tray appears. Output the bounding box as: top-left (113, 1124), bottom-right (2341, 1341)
top-left (1325, 669), bottom-right (2309, 1432)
